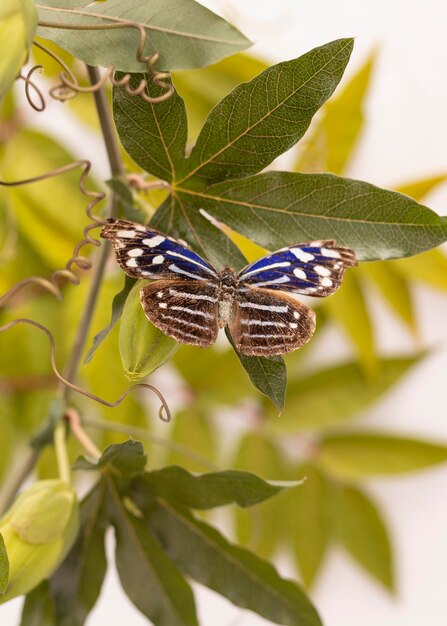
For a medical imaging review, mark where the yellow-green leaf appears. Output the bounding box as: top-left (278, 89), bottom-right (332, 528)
top-left (324, 269), bottom-right (377, 376)
top-left (394, 248), bottom-right (447, 291)
top-left (330, 485), bottom-right (393, 589)
top-left (287, 464), bottom-right (330, 588)
top-left (295, 52), bottom-right (375, 174)
top-left (0, 0), bottom-right (37, 101)
top-left (360, 261), bottom-right (416, 333)
top-left (166, 409), bottom-right (217, 473)
top-left (232, 433), bottom-right (287, 559)
top-left (319, 432), bottom-right (447, 479)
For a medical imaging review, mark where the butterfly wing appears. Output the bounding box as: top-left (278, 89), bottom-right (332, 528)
top-left (101, 219), bottom-right (218, 281)
top-left (140, 279), bottom-right (219, 348)
top-left (229, 285), bottom-right (316, 356)
top-left (238, 240), bottom-right (357, 297)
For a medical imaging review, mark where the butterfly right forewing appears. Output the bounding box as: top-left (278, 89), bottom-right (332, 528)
top-left (140, 279), bottom-right (220, 348)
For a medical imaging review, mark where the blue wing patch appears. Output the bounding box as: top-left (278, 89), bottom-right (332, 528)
top-left (238, 241), bottom-right (357, 296)
top-left (101, 219), bottom-right (217, 281)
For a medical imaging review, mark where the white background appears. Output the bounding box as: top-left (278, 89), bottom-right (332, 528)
top-left (2, 1), bottom-right (447, 625)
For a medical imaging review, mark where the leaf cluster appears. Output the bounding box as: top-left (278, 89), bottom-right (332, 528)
top-left (22, 441), bottom-right (321, 626)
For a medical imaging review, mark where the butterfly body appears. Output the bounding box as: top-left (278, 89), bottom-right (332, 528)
top-left (101, 219), bottom-right (357, 356)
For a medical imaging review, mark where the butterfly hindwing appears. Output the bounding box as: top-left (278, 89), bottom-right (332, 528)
top-left (140, 279), bottom-right (220, 348)
top-left (229, 285), bottom-right (317, 357)
top-left (101, 219), bottom-right (217, 281)
top-left (238, 240), bottom-right (357, 297)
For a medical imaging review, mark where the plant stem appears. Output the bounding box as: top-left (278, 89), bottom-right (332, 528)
top-left (54, 421), bottom-right (71, 483)
top-left (61, 65), bottom-right (124, 387)
top-left (0, 67), bottom-right (125, 507)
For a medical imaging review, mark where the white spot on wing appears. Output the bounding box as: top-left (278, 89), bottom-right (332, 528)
top-left (159, 302), bottom-right (167, 309)
top-left (290, 323), bottom-right (298, 329)
top-left (128, 248), bottom-right (143, 257)
top-left (314, 265), bottom-right (331, 277)
top-left (143, 235), bottom-right (165, 247)
top-left (321, 248), bottom-right (341, 259)
top-left (321, 277), bottom-right (333, 287)
top-left (157, 291), bottom-right (163, 298)
top-left (293, 311), bottom-right (300, 319)
top-left (126, 258), bottom-right (138, 268)
top-left (290, 248), bottom-right (314, 263)
top-left (118, 229), bottom-right (137, 238)
top-left (152, 255), bottom-right (164, 264)
top-left (293, 268), bottom-right (307, 280)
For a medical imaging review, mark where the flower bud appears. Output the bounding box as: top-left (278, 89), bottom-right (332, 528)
top-left (0, 479), bottom-right (79, 603)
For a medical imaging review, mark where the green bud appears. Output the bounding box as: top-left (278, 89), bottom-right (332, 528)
top-left (0, 480), bottom-right (79, 603)
top-left (119, 280), bottom-right (179, 380)
top-left (0, 0), bottom-right (38, 101)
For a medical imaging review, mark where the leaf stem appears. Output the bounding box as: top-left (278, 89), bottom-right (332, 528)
top-left (54, 420), bottom-right (71, 483)
top-left (66, 408), bottom-right (102, 460)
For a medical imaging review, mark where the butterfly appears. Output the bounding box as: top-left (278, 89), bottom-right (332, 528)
top-left (101, 219), bottom-right (357, 357)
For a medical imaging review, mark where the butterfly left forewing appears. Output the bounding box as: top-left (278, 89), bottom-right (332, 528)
top-left (238, 240), bottom-right (357, 297)
top-left (140, 279), bottom-right (220, 348)
top-left (229, 285), bottom-right (316, 357)
top-left (101, 218), bottom-right (217, 281)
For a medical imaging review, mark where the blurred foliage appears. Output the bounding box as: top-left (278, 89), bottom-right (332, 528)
top-left (1, 31), bottom-right (447, 626)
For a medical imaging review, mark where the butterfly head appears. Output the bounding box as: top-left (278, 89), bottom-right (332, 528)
top-left (219, 267), bottom-right (238, 289)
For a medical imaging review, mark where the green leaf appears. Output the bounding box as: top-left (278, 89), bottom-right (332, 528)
top-left (48, 481), bottom-right (108, 626)
top-left (20, 582), bottom-right (55, 626)
top-left (330, 485), bottom-right (393, 589)
top-left (0, 0), bottom-right (37, 101)
top-left (0, 531), bottom-right (9, 594)
top-left (113, 75), bottom-right (187, 182)
top-left (74, 440), bottom-right (147, 478)
top-left (188, 171), bottom-right (447, 261)
top-left (268, 354), bottom-right (421, 431)
top-left (324, 270), bottom-right (377, 376)
top-left (37, 0), bottom-right (250, 71)
top-left (178, 39), bottom-right (354, 184)
top-left (394, 248), bottom-right (447, 291)
top-left (108, 479), bottom-right (199, 626)
top-left (232, 433), bottom-right (287, 558)
top-left (151, 195), bottom-right (247, 271)
top-left (295, 52), bottom-right (376, 174)
top-left (226, 328), bottom-right (286, 411)
top-left (133, 466), bottom-right (285, 510)
top-left (119, 280), bottom-right (179, 380)
top-left (173, 52), bottom-right (268, 142)
top-left (287, 464), bottom-right (331, 588)
top-left (84, 275), bottom-right (135, 364)
top-left (319, 432), bottom-right (447, 479)
top-left (136, 498), bottom-right (323, 626)
top-left (360, 262), bottom-right (416, 332)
